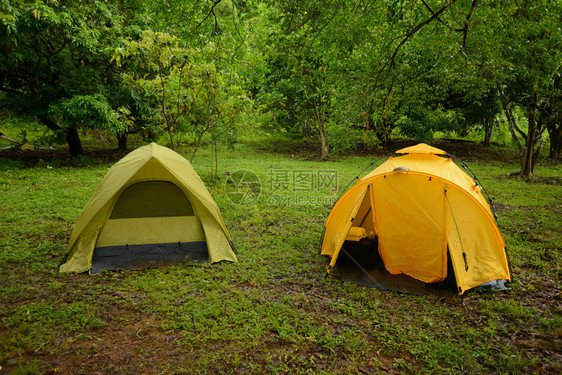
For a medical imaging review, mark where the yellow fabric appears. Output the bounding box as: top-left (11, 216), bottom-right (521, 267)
top-left (371, 173), bottom-right (448, 283)
top-left (352, 187), bottom-right (375, 235)
top-left (395, 143), bottom-right (447, 155)
top-left (322, 143), bottom-right (510, 294)
top-left (361, 151), bottom-right (490, 213)
top-left (321, 184), bottom-right (369, 263)
top-left (96, 217), bottom-right (205, 247)
top-left (346, 227), bottom-right (367, 242)
top-left (60, 143), bottom-right (237, 273)
top-left (445, 187), bottom-right (509, 293)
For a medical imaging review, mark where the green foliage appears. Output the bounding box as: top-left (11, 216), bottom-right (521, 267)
top-left (0, 116), bottom-right (43, 145)
top-left (0, 0), bottom-right (150, 154)
top-left (49, 94), bottom-right (121, 131)
top-left (459, 0), bottom-right (562, 171)
top-left (114, 30), bottom-right (248, 156)
top-left (397, 108), bottom-right (463, 142)
top-left (327, 121), bottom-right (381, 156)
top-left (2, 0), bottom-right (560, 166)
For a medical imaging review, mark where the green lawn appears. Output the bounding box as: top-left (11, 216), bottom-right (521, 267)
top-left (0, 139), bottom-right (560, 374)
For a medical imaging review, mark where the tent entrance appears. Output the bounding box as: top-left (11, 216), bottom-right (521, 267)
top-left (332, 238), bottom-right (457, 297)
top-left (109, 180), bottom-right (195, 218)
top-left (331, 174), bottom-right (457, 296)
top-left (91, 181), bottom-right (208, 273)
top-left (371, 174), bottom-right (449, 283)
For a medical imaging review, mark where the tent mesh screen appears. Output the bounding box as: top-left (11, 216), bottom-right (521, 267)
top-left (110, 181), bottom-right (194, 218)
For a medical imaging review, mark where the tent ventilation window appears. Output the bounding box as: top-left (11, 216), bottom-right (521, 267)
top-left (110, 181), bottom-right (194, 219)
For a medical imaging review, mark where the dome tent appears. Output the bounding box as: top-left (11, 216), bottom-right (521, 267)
top-left (60, 143), bottom-right (237, 274)
top-left (321, 143), bottom-right (510, 295)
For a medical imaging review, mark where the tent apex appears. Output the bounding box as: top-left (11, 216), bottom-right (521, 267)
top-left (395, 143), bottom-right (447, 155)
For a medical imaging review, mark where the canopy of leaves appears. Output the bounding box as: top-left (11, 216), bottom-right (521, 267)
top-left (1, 0), bottom-right (560, 165)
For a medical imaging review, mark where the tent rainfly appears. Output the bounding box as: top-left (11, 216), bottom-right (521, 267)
top-left (321, 143), bottom-right (510, 295)
top-left (60, 143), bottom-right (237, 274)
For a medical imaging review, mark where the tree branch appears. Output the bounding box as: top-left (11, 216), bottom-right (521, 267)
top-left (39, 115), bottom-right (62, 132)
top-left (420, 0), bottom-right (453, 28)
top-left (305, 3), bottom-right (342, 52)
top-left (190, 0), bottom-right (222, 35)
top-left (0, 132), bottom-right (22, 145)
top-left (497, 84), bottom-right (524, 153)
top-left (459, 0), bottom-right (478, 54)
top-left (387, 0), bottom-right (459, 70)
top-left (370, 0), bottom-right (459, 91)
top-left (229, 1), bottom-right (245, 60)
top-left (363, 0), bottom-right (458, 106)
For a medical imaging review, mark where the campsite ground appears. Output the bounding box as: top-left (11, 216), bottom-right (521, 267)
top-left (0, 138), bottom-right (560, 374)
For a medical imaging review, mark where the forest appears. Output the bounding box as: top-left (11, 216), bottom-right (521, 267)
top-left (0, 0), bottom-right (561, 374)
top-left (1, 0), bottom-right (561, 174)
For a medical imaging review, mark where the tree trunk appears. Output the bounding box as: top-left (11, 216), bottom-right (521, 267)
top-left (210, 138), bottom-right (218, 180)
top-left (167, 126), bottom-right (175, 150)
top-left (39, 115), bottom-right (61, 133)
top-left (520, 89), bottom-right (538, 178)
top-left (314, 102), bottom-right (330, 161)
top-left (484, 117), bottom-right (494, 146)
top-left (380, 117), bottom-right (393, 153)
top-left (548, 125), bottom-right (561, 161)
top-left (498, 84), bottom-right (523, 154)
top-left (190, 122), bottom-right (210, 163)
top-left (318, 124), bottom-right (329, 161)
top-left (117, 132), bottom-right (128, 151)
top-left (39, 115), bottom-right (84, 157)
top-left (66, 127), bottom-right (84, 157)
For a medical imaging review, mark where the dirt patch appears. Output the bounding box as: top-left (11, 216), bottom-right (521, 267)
top-left (525, 175), bottom-right (562, 186)
top-left (0, 138), bottom-right (523, 166)
top-left (496, 174), bottom-right (562, 186)
top-left (61, 315), bottom-right (182, 374)
top-left (260, 137), bottom-right (523, 164)
top-left (1, 312), bottom-right (183, 375)
top-left (459, 270), bottom-right (562, 373)
top-left (0, 146), bottom-right (128, 167)
top-left (494, 203), bottom-right (520, 212)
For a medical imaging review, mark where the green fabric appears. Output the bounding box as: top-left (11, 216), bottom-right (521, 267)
top-left (96, 217), bottom-right (205, 247)
top-left (110, 181), bottom-right (194, 218)
top-left (60, 143), bottom-right (237, 273)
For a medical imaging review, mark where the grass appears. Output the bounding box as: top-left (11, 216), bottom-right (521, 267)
top-left (0, 135), bottom-right (560, 374)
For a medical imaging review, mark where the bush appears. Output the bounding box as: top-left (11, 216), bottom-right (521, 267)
top-left (328, 122), bottom-right (380, 156)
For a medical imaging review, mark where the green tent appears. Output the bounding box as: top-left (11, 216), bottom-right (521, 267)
top-left (60, 143), bottom-right (237, 274)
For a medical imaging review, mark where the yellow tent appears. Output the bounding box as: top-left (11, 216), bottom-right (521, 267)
top-left (321, 143), bottom-right (510, 295)
top-left (60, 143), bottom-right (237, 274)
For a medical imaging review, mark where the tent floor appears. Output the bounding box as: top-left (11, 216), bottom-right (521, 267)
top-left (91, 241), bottom-right (209, 274)
top-left (332, 239), bottom-right (457, 297)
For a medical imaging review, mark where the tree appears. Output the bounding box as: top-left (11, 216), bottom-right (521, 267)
top-left (255, 0), bottom-right (354, 160)
top-left (463, 0), bottom-right (561, 176)
top-left (115, 30), bottom-right (247, 161)
top-left (341, 0), bottom-right (469, 148)
top-left (541, 74), bottom-right (561, 162)
top-left (0, 0), bottom-right (149, 156)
